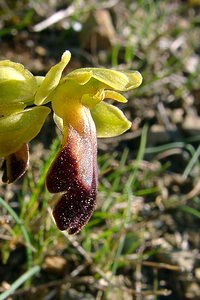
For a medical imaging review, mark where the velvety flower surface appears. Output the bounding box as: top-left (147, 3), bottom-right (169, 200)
top-left (0, 60), bottom-right (50, 182)
top-left (35, 51), bottom-right (142, 234)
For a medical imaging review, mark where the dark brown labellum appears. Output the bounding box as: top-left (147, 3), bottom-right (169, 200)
top-left (52, 174), bottom-right (96, 234)
top-left (1, 143), bottom-right (29, 183)
top-left (46, 114), bottom-right (97, 234)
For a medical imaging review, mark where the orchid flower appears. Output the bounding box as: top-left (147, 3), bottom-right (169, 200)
top-left (34, 51), bottom-right (142, 234)
top-left (0, 60), bottom-right (50, 183)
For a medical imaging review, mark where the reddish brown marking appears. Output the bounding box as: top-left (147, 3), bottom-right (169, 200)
top-left (46, 141), bottom-right (79, 194)
top-left (2, 143), bottom-right (29, 183)
top-left (46, 115), bottom-right (97, 234)
top-left (53, 170), bottom-right (97, 233)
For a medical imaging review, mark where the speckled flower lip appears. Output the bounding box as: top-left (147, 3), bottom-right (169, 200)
top-left (46, 110), bottom-right (97, 234)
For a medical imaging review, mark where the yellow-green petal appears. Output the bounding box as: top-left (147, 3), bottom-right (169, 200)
top-left (35, 75), bottom-right (45, 88)
top-left (0, 106), bottom-right (50, 157)
top-left (68, 68), bottom-right (142, 91)
top-left (66, 70), bottom-right (93, 85)
top-left (91, 102), bottom-right (131, 138)
top-left (120, 71), bottom-right (143, 90)
top-left (0, 60), bottom-right (37, 104)
top-left (53, 113), bottom-right (63, 132)
top-left (81, 90), bottom-right (104, 108)
top-left (35, 50), bottom-right (71, 105)
top-left (104, 90), bottom-right (127, 103)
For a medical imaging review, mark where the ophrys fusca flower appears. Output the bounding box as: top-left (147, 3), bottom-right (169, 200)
top-left (35, 51), bottom-right (142, 234)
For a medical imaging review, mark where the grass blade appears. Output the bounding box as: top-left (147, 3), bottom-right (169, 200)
top-left (0, 266), bottom-right (40, 300)
top-left (112, 124), bottom-right (148, 275)
top-left (179, 205), bottom-right (200, 219)
top-left (0, 196), bottom-right (33, 270)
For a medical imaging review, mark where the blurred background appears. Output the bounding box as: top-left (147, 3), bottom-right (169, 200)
top-left (0, 0), bottom-right (200, 299)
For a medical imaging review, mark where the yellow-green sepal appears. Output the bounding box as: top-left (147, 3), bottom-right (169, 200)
top-left (70, 68), bottom-right (142, 91)
top-left (0, 106), bottom-right (51, 157)
top-left (91, 102), bottom-right (131, 138)
top-left (35, 51), bottom-right (71, 105)
top-left (66, 70), bottom-right (93, 85)
top-left (0, 60), bottom-right (37, 104)
top-left (0, 103), bottom-right (25, 117)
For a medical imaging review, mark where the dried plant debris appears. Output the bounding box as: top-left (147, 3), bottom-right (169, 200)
top-left (0, 1), bottom-right (200, 299)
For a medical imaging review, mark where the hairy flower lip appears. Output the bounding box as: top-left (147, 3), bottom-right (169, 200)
top-left (52, 169), bottom-right (97, 233)
top-left (46, 106), bottom-right (97, 234)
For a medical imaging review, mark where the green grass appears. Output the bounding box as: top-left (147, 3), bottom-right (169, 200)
top-left (0, 266), bottom-right (40, 300)
top-left (0, 0), bottom-right (200, 299)
top-left (0, 125), bottom-right (158, 298)
top-left (1, 129), bottom-right (200, 298)
top-left (0, 122), bottom-right (185, 298)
